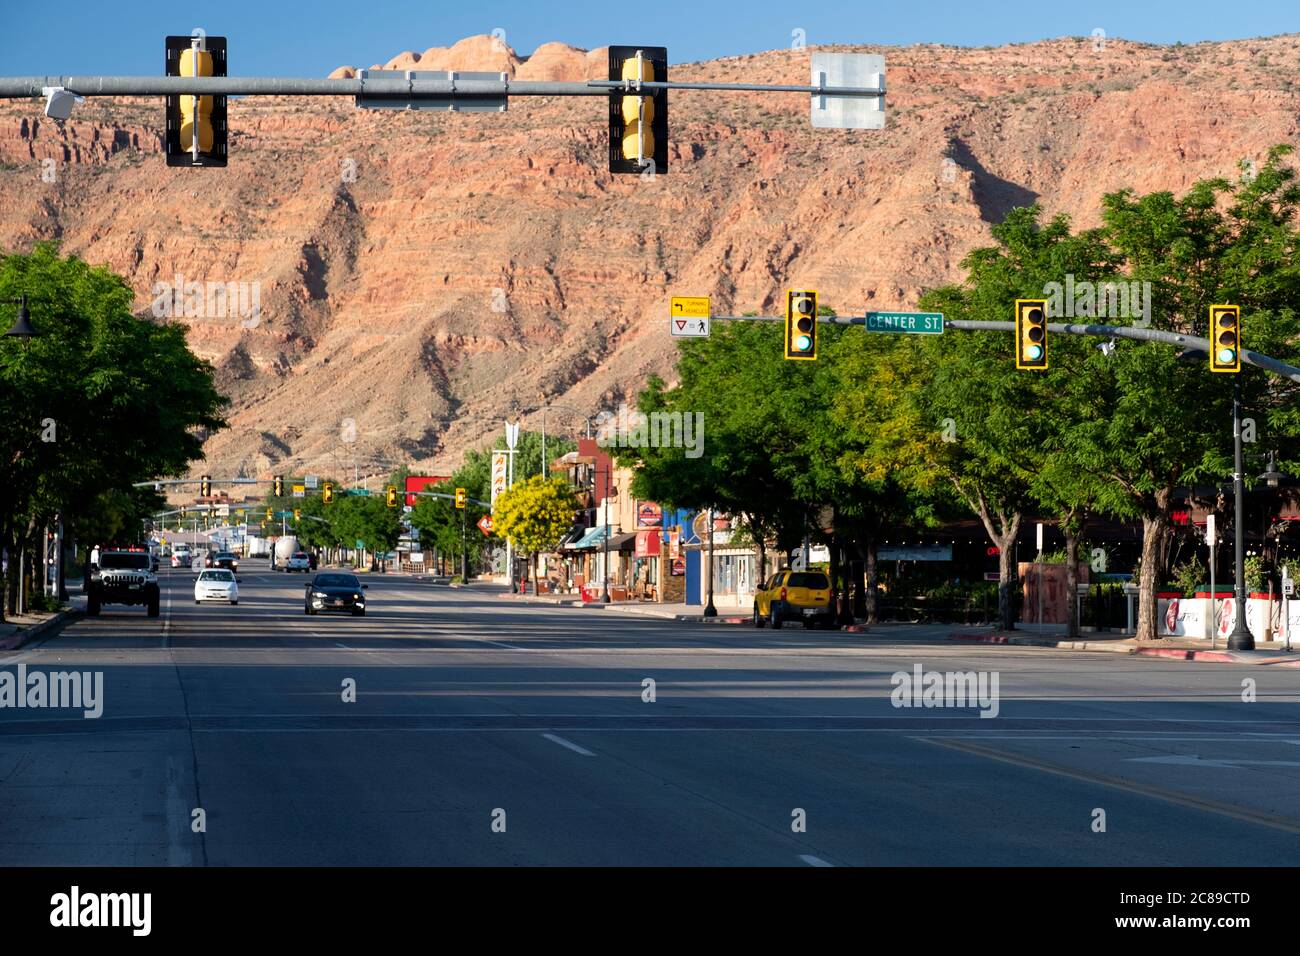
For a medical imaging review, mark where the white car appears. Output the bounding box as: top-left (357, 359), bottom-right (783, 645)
top-left (194, 569), bottom-right (239, 605)
top-left (285, 551), bottom-right (311, 572)
top-left (171, 548), bottom-right (191, 568)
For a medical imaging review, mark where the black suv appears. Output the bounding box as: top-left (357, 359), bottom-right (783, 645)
top-left (87, 550), bottom-right (160, 617)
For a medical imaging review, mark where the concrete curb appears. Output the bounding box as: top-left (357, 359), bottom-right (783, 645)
top-left (949, 630), bottom-right (1300, 664)
top-left (0, 607), bottom-right (79, 651)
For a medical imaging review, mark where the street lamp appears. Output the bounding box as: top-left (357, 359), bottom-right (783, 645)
top-left (4, 295), bottom-right (37, 339)
top-left (539, 400), bottom-right (595, 478)
top-left (703, 507), bottom-right (717, 617)
top-left (1228, 377), bottom-right (1253, 650)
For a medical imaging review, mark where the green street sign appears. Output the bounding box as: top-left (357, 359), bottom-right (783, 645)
top-left (346, 488), bottom-right (371, 497)
top-left (355, 539), bottom-right (366, 550)
top-left (865, 311), bottom-right (944, 334)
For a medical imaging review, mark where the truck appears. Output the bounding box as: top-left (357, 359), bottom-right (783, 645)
top-left (245, 534), bottom-right (271, 558)
top-left (87, 550), bottom-right (160, 617)
top-left (272, 535), bottom-right (299, 570)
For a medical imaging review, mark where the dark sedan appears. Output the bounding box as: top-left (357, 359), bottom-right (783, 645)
top-left (304, 572), bottom-right (368, 616)
top-left (212, 551), bottom-right (240, 571)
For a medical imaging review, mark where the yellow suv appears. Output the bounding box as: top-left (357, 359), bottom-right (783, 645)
top-left (753, 569), bottom-right (836, 629)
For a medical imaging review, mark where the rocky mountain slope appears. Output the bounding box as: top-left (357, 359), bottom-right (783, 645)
top-left (1, 33), bottom-right (1298, 486)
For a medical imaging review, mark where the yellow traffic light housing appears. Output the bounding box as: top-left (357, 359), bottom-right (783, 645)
top-left (455, 487), bottom-right (467, 509)
top-left (273, 475), bottom-right (284, 498)
top-left (200, 475), bottom-right (211, 497)
top-left (293, 508), bottom-right (301, 522)
top-left (180, 506), bottom-right (187, 519)
top-left (784, 290), bottom-right (818, 361)
top-left (265, 507), bottom-right (273, 521)
top-left (322, 482), bottom-right (334, 504)
top-left (608, 46), bottom-right (668, 175)
top-left (1209, 304), bottom-right (1241, 373)
top-left (386, 485), bottom-right (398, 508)
top-left (1015, 299), bottom-right (1048, 370)
top-left (165, 35), bottom-right (228, 167)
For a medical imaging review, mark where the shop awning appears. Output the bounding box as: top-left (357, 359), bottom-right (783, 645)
top-left (608, 531), bottom-right (638, 553)
top-left (566, 525), bottom-right (611, 550)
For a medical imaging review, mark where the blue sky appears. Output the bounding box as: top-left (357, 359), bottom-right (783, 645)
top-left (0, 0), bottom-right (1295, 76)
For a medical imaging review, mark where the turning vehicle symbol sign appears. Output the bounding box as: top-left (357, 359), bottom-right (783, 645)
top-left (477, 514), bottom-right (494, 535)
top-left (670, 296), bottom-right (710, 337)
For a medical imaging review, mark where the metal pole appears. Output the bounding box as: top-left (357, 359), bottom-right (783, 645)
top-left (1229, 376), bottom-right (1254, 650)
top-left (540, 407), bottom-right (546, 479)
top-left (1210, 539), bottom-right (1218, 648)
top-left (601, 465), bottom-right (611, 603)
top-left (704, 508), bottom-right (717, 617)
top-left (461, 509), bottom-right (467, 583)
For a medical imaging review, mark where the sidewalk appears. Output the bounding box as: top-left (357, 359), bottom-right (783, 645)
top-left (494, 591), bottom-right (752, 623)
top-left (949, 626), bottom-right (1300, 665)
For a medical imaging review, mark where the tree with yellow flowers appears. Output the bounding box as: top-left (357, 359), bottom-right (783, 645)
top-left (491, 475), bottom-right (581, 594)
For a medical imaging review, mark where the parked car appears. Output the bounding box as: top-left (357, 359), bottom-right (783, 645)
top-left (753, 569), bottom-right (836, 629)
top-left (194, 568), bottom-right (240, 605)
top-left (304, 572), bottom-right (368, 616)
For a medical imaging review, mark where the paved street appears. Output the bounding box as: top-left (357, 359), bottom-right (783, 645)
top-left (3, 561), bottom-right (1300, 866)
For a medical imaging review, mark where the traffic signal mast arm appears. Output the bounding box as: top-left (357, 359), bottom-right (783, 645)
top-left (0, 75), bottom-right (885, 100)
top-left (411, 491), bottom-right (492, 508)
top-left (706, 314), bottom-right (1300, 383)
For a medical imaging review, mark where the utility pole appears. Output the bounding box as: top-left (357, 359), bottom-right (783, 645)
top-left (1228, 376), bottom-right (1254, 650)
top-left (704, 507), bottom-right (717, 617)
top-left (460, 508), bottom-right (468, 582)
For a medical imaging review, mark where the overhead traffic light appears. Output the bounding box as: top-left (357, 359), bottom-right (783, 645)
top-left (273, 475), bottom-right (284, 498)
top-left (322, 482), bottom-right (334, 504)
top-left (200, 474), bottom-right (211, 497)
top-left (1209, 304), bottom-right (1241, 373)
top-left (784, 290), bottom-right (818, 361)
top-left (293, 508), bottom-right (301, 522)
top-left (180, 505), bottom-right (187, 519)
top-left (165, 35), bottom-right (228, 167)
top-left (1015, 299), bottom-right (1048, 370)
top-left (608, 46), bottom-right (668, 175)
top-left (265, 507), bottom-right (273, 521)
top-left (455, 487), bottom-right (467, 509)
top-left (386, 485), bottom-right (398, 508)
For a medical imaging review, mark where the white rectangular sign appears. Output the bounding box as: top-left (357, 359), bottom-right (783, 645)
top-left (1206, 514), bottom-right (1217, 546)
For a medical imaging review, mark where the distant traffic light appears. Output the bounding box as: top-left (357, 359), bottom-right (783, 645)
top-left (1209, 304), bottom-right (1241, 373)
top-left (784, 290), bottom-right (818, 361)
top-left (608, 46), bottom-right (668, 175)
top-left (265, 507), bottom-right (273, 521)
top-left (180, 505), bottom-right (187, 519)
top-left (165, 35), bottom-right (228, 167)
top-left (273, 475), bottom-right (284, 498)
top-left (200, 474), bottom-right (211, 497)
top-left (293, 508), bottom-right (301, 522)
top-left (322, 482), bottom-right (334, 504)
top-left (1015, 299), bottom-right (1048, 370)
top-left (455, 487), bottom-right (467, 509)
top-left (386, 485), bottom-right (398, 508)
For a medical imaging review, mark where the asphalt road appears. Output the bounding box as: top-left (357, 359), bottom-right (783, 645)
top-left (3, 560), bottom-right (1300, 866)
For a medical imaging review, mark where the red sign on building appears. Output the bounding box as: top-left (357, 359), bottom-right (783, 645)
top-left (405, 475), bottom-right (449, 507)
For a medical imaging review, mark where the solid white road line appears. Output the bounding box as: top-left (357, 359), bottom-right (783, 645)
top-left (541, 732), bottom-right (596, 756)
top-left (799, 854), bottom-right (833, 867)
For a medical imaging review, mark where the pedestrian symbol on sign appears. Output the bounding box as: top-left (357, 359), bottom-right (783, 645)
top-left (670, 296), bottom-right (711, 338)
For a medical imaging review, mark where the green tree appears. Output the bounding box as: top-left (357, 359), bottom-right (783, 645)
top-left (492, 475), bottom-right (580, 594)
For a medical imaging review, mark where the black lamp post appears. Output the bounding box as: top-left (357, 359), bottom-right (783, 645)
top-left (1228, 377), bottom-right (1253, 650)
top-left (703, 507), bottom-right (717, 617)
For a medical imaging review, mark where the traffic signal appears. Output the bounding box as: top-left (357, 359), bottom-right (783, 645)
top-left (200, 475), bottom-right (211, 497)
top-left (165, 35), bottom-right (228, 167)
top-left (273, 475), bottom-right (284, 498)
top-left (322, 482), bottom-right (334, 504)
top-left (1209, 304), bottom-right (1241, 373)
top-left (1015, 299), bottom-right (1048, 370)
top-left (293, 508), bottom-right (301, 522)
top-left (784, 290), bottom-right (818, 360)
top-left (265, 507), bottom-right (273, 521)
top-left (180, 505), bottom-right (187, 519)
top-left (455, 487), bottom-right (467, 509)
top-left (386, 485), bottom-right (398, 508)
top-left (608, 46), bottom-right (668, 175)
